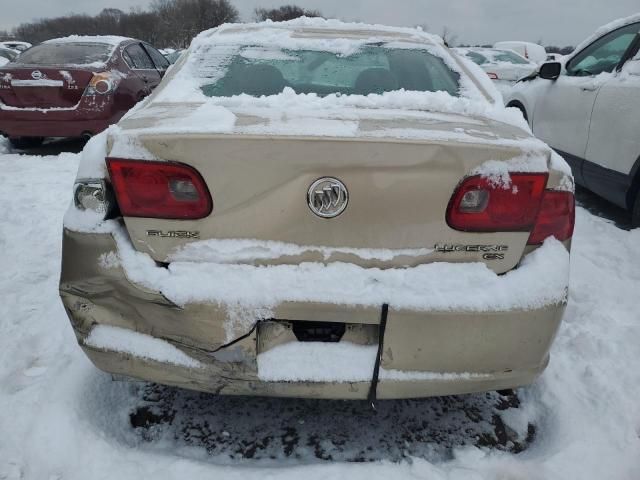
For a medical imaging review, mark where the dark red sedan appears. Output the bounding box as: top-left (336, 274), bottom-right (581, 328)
top-left (0, 35), bottom-right (169, 148)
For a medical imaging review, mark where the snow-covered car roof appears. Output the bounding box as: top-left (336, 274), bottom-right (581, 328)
top-left (18, 35), bottom-right (134, 68)
top-left (201, 18), bottom-right (444, 46)
top-left (42, 35), bottom-right (132, 46)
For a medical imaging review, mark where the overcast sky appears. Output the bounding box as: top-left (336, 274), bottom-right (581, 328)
top-left (2, 0), bottom-right (639, 46)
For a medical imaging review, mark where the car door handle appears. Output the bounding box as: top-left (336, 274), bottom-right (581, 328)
top-left (581, 85), bottom-right (598, 91)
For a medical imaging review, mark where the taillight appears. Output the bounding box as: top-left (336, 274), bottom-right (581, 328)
top-left (527, 190), bottom-right (575, 245)
top-left (107, 158), bottom-right (212, 219)
top-left (487, 72), bottom-right (499, 80)
top-left (447, 173), bottom-right (548, 232)
top-left (84, 72), bottom-right (114, 96)
top-left (447, 173), bottom-right (575, 245)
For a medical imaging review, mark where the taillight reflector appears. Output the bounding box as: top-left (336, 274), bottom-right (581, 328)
top-left (447, 173), bottom-right (548, 232)
top-left (527, 190), bottom-right (575, 245)
top-left (107, 158), bottom-right (212, 219)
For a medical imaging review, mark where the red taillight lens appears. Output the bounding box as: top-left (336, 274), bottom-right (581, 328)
top-left (447, 173), bottom-right (548, 232)
top-left (107, 158), bottom-right (212, 219)
top-left (527, 190), bottom-right (575, 245)
top-left (487, 72), bottom-right (499, 80)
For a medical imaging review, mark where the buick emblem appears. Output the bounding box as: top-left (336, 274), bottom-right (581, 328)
top-left (307, 177), bottom-right (349, 218)
top-left (31, 70), bottom-right (43, 80)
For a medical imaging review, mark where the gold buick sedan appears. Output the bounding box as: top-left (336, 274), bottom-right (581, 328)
top-left (59, 19), bottom-right (574, 402)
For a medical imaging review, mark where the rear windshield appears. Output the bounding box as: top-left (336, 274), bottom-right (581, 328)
top-left (202, 45), bottom-right (460, 98)
top-left (14, 43), bottom-right (113, 65)
top-left (489, 50), bottom-right (529, 64)
top-left (464, 49), bottom-right (529, 65)
top-left (464, 51), bottom-right (488, 65)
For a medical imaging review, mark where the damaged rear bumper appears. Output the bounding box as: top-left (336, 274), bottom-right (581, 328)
top-left (59, 228), bottom-right (566, 400)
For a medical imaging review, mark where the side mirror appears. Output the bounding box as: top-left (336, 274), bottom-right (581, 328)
top-left (539, 62), bottom-right (562, 80)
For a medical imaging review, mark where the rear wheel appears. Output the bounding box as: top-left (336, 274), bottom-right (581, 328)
top-left (9, 137), bottom-right (44, 149)
top-left (632, 193), bottom-right (640, 228)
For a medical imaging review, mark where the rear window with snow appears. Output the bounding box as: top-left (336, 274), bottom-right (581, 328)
top-left (14, 43), bottom-right (113, 66)
top-left (490, 50), bottom-right (530, 64)
top-left (201, 45), bottom-right (460, 98)
top-left (462, 49), bottom-right (529, 66)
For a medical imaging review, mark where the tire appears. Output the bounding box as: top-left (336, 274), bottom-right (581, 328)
top-left (632, 193), bottom-right (640, 229)
top-left (9, 137), bottom-right (44, 149)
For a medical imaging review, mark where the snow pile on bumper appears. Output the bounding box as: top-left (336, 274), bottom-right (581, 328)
top-left (64, 215), bottom-right (569, 314)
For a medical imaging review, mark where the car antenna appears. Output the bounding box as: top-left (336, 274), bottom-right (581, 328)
top-left (367, 303), bottom-right (389, 410)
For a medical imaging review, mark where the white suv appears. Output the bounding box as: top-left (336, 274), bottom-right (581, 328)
top-left (505, 15), bottom-right (640, 227)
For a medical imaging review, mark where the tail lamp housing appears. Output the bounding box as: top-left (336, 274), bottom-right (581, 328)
top-left (84, 72), bottom-right (115, 96)
top-left (73, 179), bottom-right (113, 216)
top-left (447, 173), bottom-right (574, 245)
top-left (106, 158), bottom-right (212, 219)
top-left (528, 190), bottom-right (575, 244)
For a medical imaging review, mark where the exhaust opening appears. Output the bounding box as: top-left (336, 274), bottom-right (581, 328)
top-left (291, 321), bottom-right (346, 343)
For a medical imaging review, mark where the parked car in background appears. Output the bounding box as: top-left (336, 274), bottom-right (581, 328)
top-left (165, 49), bottom-right (185, 64)
top-left (0, 35), bottom-right (169, 148)
top-left (61, 20), bottom-right (574, 401)
top-left (506, 14), bottom-right (640, 226)
top-left (0, 46), bottom-right (18, 66)
top-left (0, 41), bottom-right (32, 52)
top-left (494, 41), bottom-right (547, 64)
top-left (546, 53), bottom-right (563, 61)
top-left (454, 47), bottom-right (537, 94)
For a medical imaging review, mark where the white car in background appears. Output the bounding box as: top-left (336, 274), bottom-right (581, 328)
top-left (454, 47), bottom-right (537, 94)
top-left (0, 41), bottom-right (31, 52)
top-left (0, 46), bottom-right (18, 66)
top-left (506, 14), bottom-right (640, 226)
top-left (494, 41), bottom-right (547, 64)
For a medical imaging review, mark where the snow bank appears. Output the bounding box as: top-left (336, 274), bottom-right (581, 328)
top-left (85, 325), bottom-right (201, 368)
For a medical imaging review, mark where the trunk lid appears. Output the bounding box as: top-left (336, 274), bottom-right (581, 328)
top-left (0, 67), bottom-right (93, 108)
top-left (111, 104), bottom-right (549, 274)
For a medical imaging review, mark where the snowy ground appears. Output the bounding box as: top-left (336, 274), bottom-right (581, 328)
top-left (0, 140), bottom-right (639, 479)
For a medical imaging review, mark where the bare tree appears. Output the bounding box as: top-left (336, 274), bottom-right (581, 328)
top-left (254, 5), bottom-right (322, 22)
top-left (440, 26), bottom-right (458, 47)
top-left (11, 0), bottom-right (238, 48)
